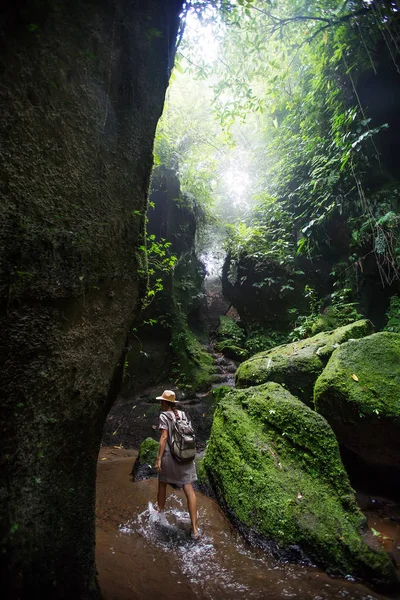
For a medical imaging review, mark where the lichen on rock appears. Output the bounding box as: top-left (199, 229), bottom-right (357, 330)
top-left (203, 383), bottom-right (397, 587)
top-left (314, 332), bottom-right (400, 476)
top-left (235, 320), bottom-right (374, 405)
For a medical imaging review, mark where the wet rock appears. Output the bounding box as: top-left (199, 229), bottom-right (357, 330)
top-left (314, 332), bottom-right (400, 487)
top-left (235, 320), bottom-right (374, 405)
top-left (202, 383), bottom-right (398, 587)
top-left (132, 438), bottom-right (159, 481)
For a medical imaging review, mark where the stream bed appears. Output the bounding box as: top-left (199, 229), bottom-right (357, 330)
top-left (96, 449), bottom-right (400, 600)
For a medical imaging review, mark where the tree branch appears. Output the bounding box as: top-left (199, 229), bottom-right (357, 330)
top-left (251, 0), bottom-right (393, 35)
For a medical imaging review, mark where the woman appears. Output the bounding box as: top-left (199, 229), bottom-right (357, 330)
top-left (154, 389), bottom-right (199, 539)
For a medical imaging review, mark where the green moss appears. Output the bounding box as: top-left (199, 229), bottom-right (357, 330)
top-left (137, 437), bottom-right (159, 466)
top-left (216, 340), bottom-right (249, 362)
top-left (171, 316), bottom-right (215, 393)
top-left (314, 332), bottom-right (400, 471)
top-left (315, 332), bottom-right (400, 417)
top-left (216, 316), bottom-right (245, 345)
top-left (210, 385), bottom-right (231, 404)
top-left (236, 320), bottom-right (374, 405)
top-left (203, 383), bottom-right (397, 585)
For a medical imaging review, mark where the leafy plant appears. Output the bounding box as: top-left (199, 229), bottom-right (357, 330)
top-left (289, 287), bottom-right (363, 341)
top-left (139, 234), bottom-right (178, 310)
top-left (383, 295), bottom-right (400, 333)
top-left (245, 328), bottom-right (288, 355)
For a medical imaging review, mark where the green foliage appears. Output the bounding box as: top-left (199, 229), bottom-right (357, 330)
top-left (347, 187), bottom-right (400, 286)
top-left (139, 234), bottom-right (177, 311)
top-left (153, 75), bottom-right (224, 214)
top-left (170, 315), bottom-right (215, 393)
top-left (244, 328), bottom-right (288, 356)
top-left (383, 295), bottom-right (400, 334)
top-left (216, 316), bottom-right (245, 345)
top-left (175, 0), bottom-right (400, 292)
top-left (289, 287), bottom-right (363, 341)
top-left (224, 194), bottom-right (295, 289)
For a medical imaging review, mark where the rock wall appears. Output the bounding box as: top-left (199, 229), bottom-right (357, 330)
top-left (120, 166), bottom-right (207, 395)
top-left (0, 0), bottom-right (183, 597)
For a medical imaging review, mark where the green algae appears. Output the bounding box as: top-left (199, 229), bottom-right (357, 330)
top-left (203, 383), bottom-right (397, 586)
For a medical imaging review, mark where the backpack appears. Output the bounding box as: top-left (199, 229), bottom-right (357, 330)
top-left (165, 411), bottom-right (196, 464)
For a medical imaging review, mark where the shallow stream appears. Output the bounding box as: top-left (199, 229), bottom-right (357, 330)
top-left (96, 450), bottom-right (400, 600)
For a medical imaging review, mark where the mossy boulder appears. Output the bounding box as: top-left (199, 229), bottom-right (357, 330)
top-left (314, 332), bottom-right (400, 475)
top-left (216, 339), bottom-right (249, 362)
top-left (216, 316), bottom-right (245, 346)
top-left (132, 437), bottom-right (159, 481)
top-left (203, 383), bottom-right (397, 587)
top-left (235, 320), bottom-right (374, 405)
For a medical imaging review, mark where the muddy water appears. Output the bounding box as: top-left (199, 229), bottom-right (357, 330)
top-left (96, 450), bottom-right (400, 600)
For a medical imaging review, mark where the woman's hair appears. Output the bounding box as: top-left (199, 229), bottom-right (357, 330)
top-left (161, 400), bottom-right (180, 419)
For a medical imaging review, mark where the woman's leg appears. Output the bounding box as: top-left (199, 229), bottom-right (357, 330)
top-left (157, 481), bottom-right (167, 511)
top-left (183, 483), bottom-right (198, 534)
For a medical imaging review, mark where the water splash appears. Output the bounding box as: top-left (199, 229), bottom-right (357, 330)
top-left (120, 495), bottom-right (249, 595)
top-left (118, 489), bottom-right (384, 600)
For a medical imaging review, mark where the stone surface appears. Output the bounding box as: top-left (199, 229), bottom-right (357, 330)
top-left (235, 320), bottom-right (374, 405)
top-left (314, 332), bottom-right (400, 478)
top-left (0, 1), bottom-right (183, 597)
top-left (202, 384), bottom-right (398, 586)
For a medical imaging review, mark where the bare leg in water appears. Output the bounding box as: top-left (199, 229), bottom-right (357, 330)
top-left (157, 481), bottom-right (199, 538)
top-left (183, 482), bottom-right (198, 537)
top-left (157, 481), bottom-right (167, 511)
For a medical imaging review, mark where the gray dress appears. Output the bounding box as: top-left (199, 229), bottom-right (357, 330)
top-left (158, 410), bottom-right (197, 486)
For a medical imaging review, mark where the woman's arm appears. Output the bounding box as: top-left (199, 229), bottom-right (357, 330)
top-left (155, 429), bottom-right (168, 472)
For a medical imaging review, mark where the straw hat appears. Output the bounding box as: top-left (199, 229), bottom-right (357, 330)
top-left (156, 389), bottom-right (177, 403)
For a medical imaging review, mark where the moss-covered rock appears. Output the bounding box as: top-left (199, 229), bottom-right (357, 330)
top-left (235, 320), bottom-right (374, 405)
top-left (0, 0), bottom-right (183, 596)
top-left (216, 316), bottom-right (245, 345)
top-left (216, 339), bottom-right (249, 362)
top-left (132, 437), bottom-right (159, 481)
top-left (314, 332), bottom-right (400, 475)
top-left (203, 383), bottom-right (397, 586)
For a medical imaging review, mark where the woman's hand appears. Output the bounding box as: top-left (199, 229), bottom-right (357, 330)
top-left (155, 457), bottom-right (162, 472)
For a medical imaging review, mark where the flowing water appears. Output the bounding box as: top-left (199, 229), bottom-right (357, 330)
top-left (96, 450), bottom-right (400, 600)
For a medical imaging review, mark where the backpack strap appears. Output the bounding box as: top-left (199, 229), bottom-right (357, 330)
top-left (163, 411), bottom-right (175, 449)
